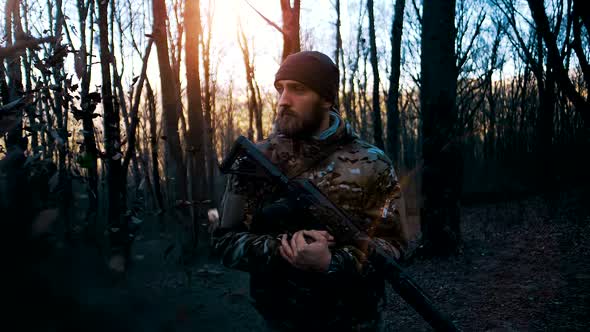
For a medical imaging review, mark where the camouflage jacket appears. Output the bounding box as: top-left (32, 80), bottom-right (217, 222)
top-left (212, 112), bottom-right (409, 331)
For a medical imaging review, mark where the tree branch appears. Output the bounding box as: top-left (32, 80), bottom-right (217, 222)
top-left (244, 0), bottom-right (284, 35)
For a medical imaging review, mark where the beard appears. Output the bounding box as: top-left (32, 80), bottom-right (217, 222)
top-left (275, 101), bottom-right (325, 138)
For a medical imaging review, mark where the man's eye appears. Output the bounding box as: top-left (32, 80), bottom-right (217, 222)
top-left (294, 85), bottom-right (305, 92)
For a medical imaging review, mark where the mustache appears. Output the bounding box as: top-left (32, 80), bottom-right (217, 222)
top-left (278, 107), bottom-right (297, 118)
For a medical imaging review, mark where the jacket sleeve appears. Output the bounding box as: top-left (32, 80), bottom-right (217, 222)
top-left (211, 176), bottom-right (282, 274)
top-left (325, 162), bottom-right (409, 277)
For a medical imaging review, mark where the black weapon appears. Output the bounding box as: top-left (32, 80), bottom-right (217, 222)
top-left (219, 135), bottom-right (461, 332)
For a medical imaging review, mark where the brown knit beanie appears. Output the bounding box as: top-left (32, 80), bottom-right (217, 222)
top-left (274, 51), bottom-right (339, 104)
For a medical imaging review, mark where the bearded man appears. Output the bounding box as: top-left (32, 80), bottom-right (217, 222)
top-left (212, 51), bottom-right (409, 331)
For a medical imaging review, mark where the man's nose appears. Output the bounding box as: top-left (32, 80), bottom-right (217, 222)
top-left (278, 90), bottom-right (291, 107)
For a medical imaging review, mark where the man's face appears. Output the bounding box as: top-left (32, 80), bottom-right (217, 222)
top-left (274, 80), bottom-right (329, 138)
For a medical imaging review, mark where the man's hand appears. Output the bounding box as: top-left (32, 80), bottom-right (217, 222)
top-left (279, 230), bottom-right (334, 272)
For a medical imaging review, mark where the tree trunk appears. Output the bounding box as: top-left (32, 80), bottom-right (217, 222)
top-left (334, 0), bottom-right (342, 109)
top-left (484, 23), bottom-right (503, 159)
top-left (420, 0), bottom-right (462, 255)
top-left (367, 0), bottom-right (384, 149)
top-left (4, 0), bottom-right (24, 150)
top-left (185, 0), bottom-right (206, 250)
top-left (76, 0), bottom-right (99, 242)
top-left (386, 0), bottom-right (406, 162)
top-left (280, 0), bottom-right (300, 61)
top-left (238, 27), bottom-right (262, 141)
top-left (527, 0), bottom-right (590, 135)
top-left (201, 10), bottom-right (217, 198)
top-left (534, 32), bottom-right (555, 167)
top-left (123, 40), bottom-right (153, 173)
top-left (153, 0), bottom-right (188, 207)
top-left (22, 0), bottom-right (38, 150)
top-left (360, 51), bottom-right (369, 140)
top-left (98, 0), bottom-right (126, 259)
top-left (146, 80), bottom-right (165, 214)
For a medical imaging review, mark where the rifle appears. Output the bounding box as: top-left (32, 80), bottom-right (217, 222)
top-left (219, 135), bottom-right (461, 332)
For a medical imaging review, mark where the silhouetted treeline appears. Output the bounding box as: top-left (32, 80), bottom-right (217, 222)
top-left (1, 0), bottom-right (588, 261)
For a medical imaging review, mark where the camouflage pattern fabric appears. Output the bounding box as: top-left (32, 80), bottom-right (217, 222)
top-left (212, 112), bottom-right (409, 331)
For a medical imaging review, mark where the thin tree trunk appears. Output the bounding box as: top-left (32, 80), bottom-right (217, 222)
top-left (238, 27), bottom-right (261, 141)
top-left (534, 32), bottom-right (555, 162)
top-left (360, 52), bottom-right (369, 140)
top-left (334, 0), bottom-right (342, 109)
top-left (201, 10), bottom-right (217, 197)
top-left (153, 0), bottom-right (188, 207)
top-left (123, 40), bottom-right (153, 173)
top-left (386, 0), bottom-right (406, 161)
top-left (367, 0), bottom-right (384, 149)
top-left (146, 80), bottom-right (164, 214)
top-left (484, 23), bottom-right (503, 158)
top-left (4, 0), bottom-right (24, 150)
top-left (78, 0), bottom-right (100, 243)
top-left (98, 0), bottom-right (126, 259)
top-left (22, 0), bottom-right (38, 150)
top-left (185, 0), bottom-right (206, 250)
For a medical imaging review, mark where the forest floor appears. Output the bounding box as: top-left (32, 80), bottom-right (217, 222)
top-left (19, 188), bottom-right (590, 332)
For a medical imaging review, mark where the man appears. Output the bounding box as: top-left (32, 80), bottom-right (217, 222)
top-left (212, 51), bottom-right (409, 331)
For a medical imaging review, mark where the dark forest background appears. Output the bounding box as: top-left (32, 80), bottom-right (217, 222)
top-left (1, 0), bottom-right (589, 331)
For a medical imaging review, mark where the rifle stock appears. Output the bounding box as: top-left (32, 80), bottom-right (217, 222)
top-left (220, 136), bottom-right (461, 332)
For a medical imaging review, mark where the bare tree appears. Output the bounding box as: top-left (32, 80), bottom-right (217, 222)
top-left (152, 0), bottom-right (185, 196)
top-left (185, 0), bottom-right (206, 248)
top-left (4, 0), bottom-right (25, 150)
top-left (145, 79), bottom-right (165, 214)
top-left (201, 0), bottom-right (219, 195)
top-left (367, 0), bottom-right (384, 149)
top-left (386, 0), bottom-right (407, 162)
top-left (73, 0), bottom-right (100, 238)
top-left (334, 0), bottom-right (342, 109)
top-left (527, 0), bottom-right (589, 132)
top-left (238, 24), bottom-right (263, 141)
top-left (280, 0), bottom-right (301, 61)
top-left (98, 0), bottom-right (126, 265)
top-left (245, 0), bottom-right (300, 62)
top-left (420, 0), bottom-right (462, 255)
